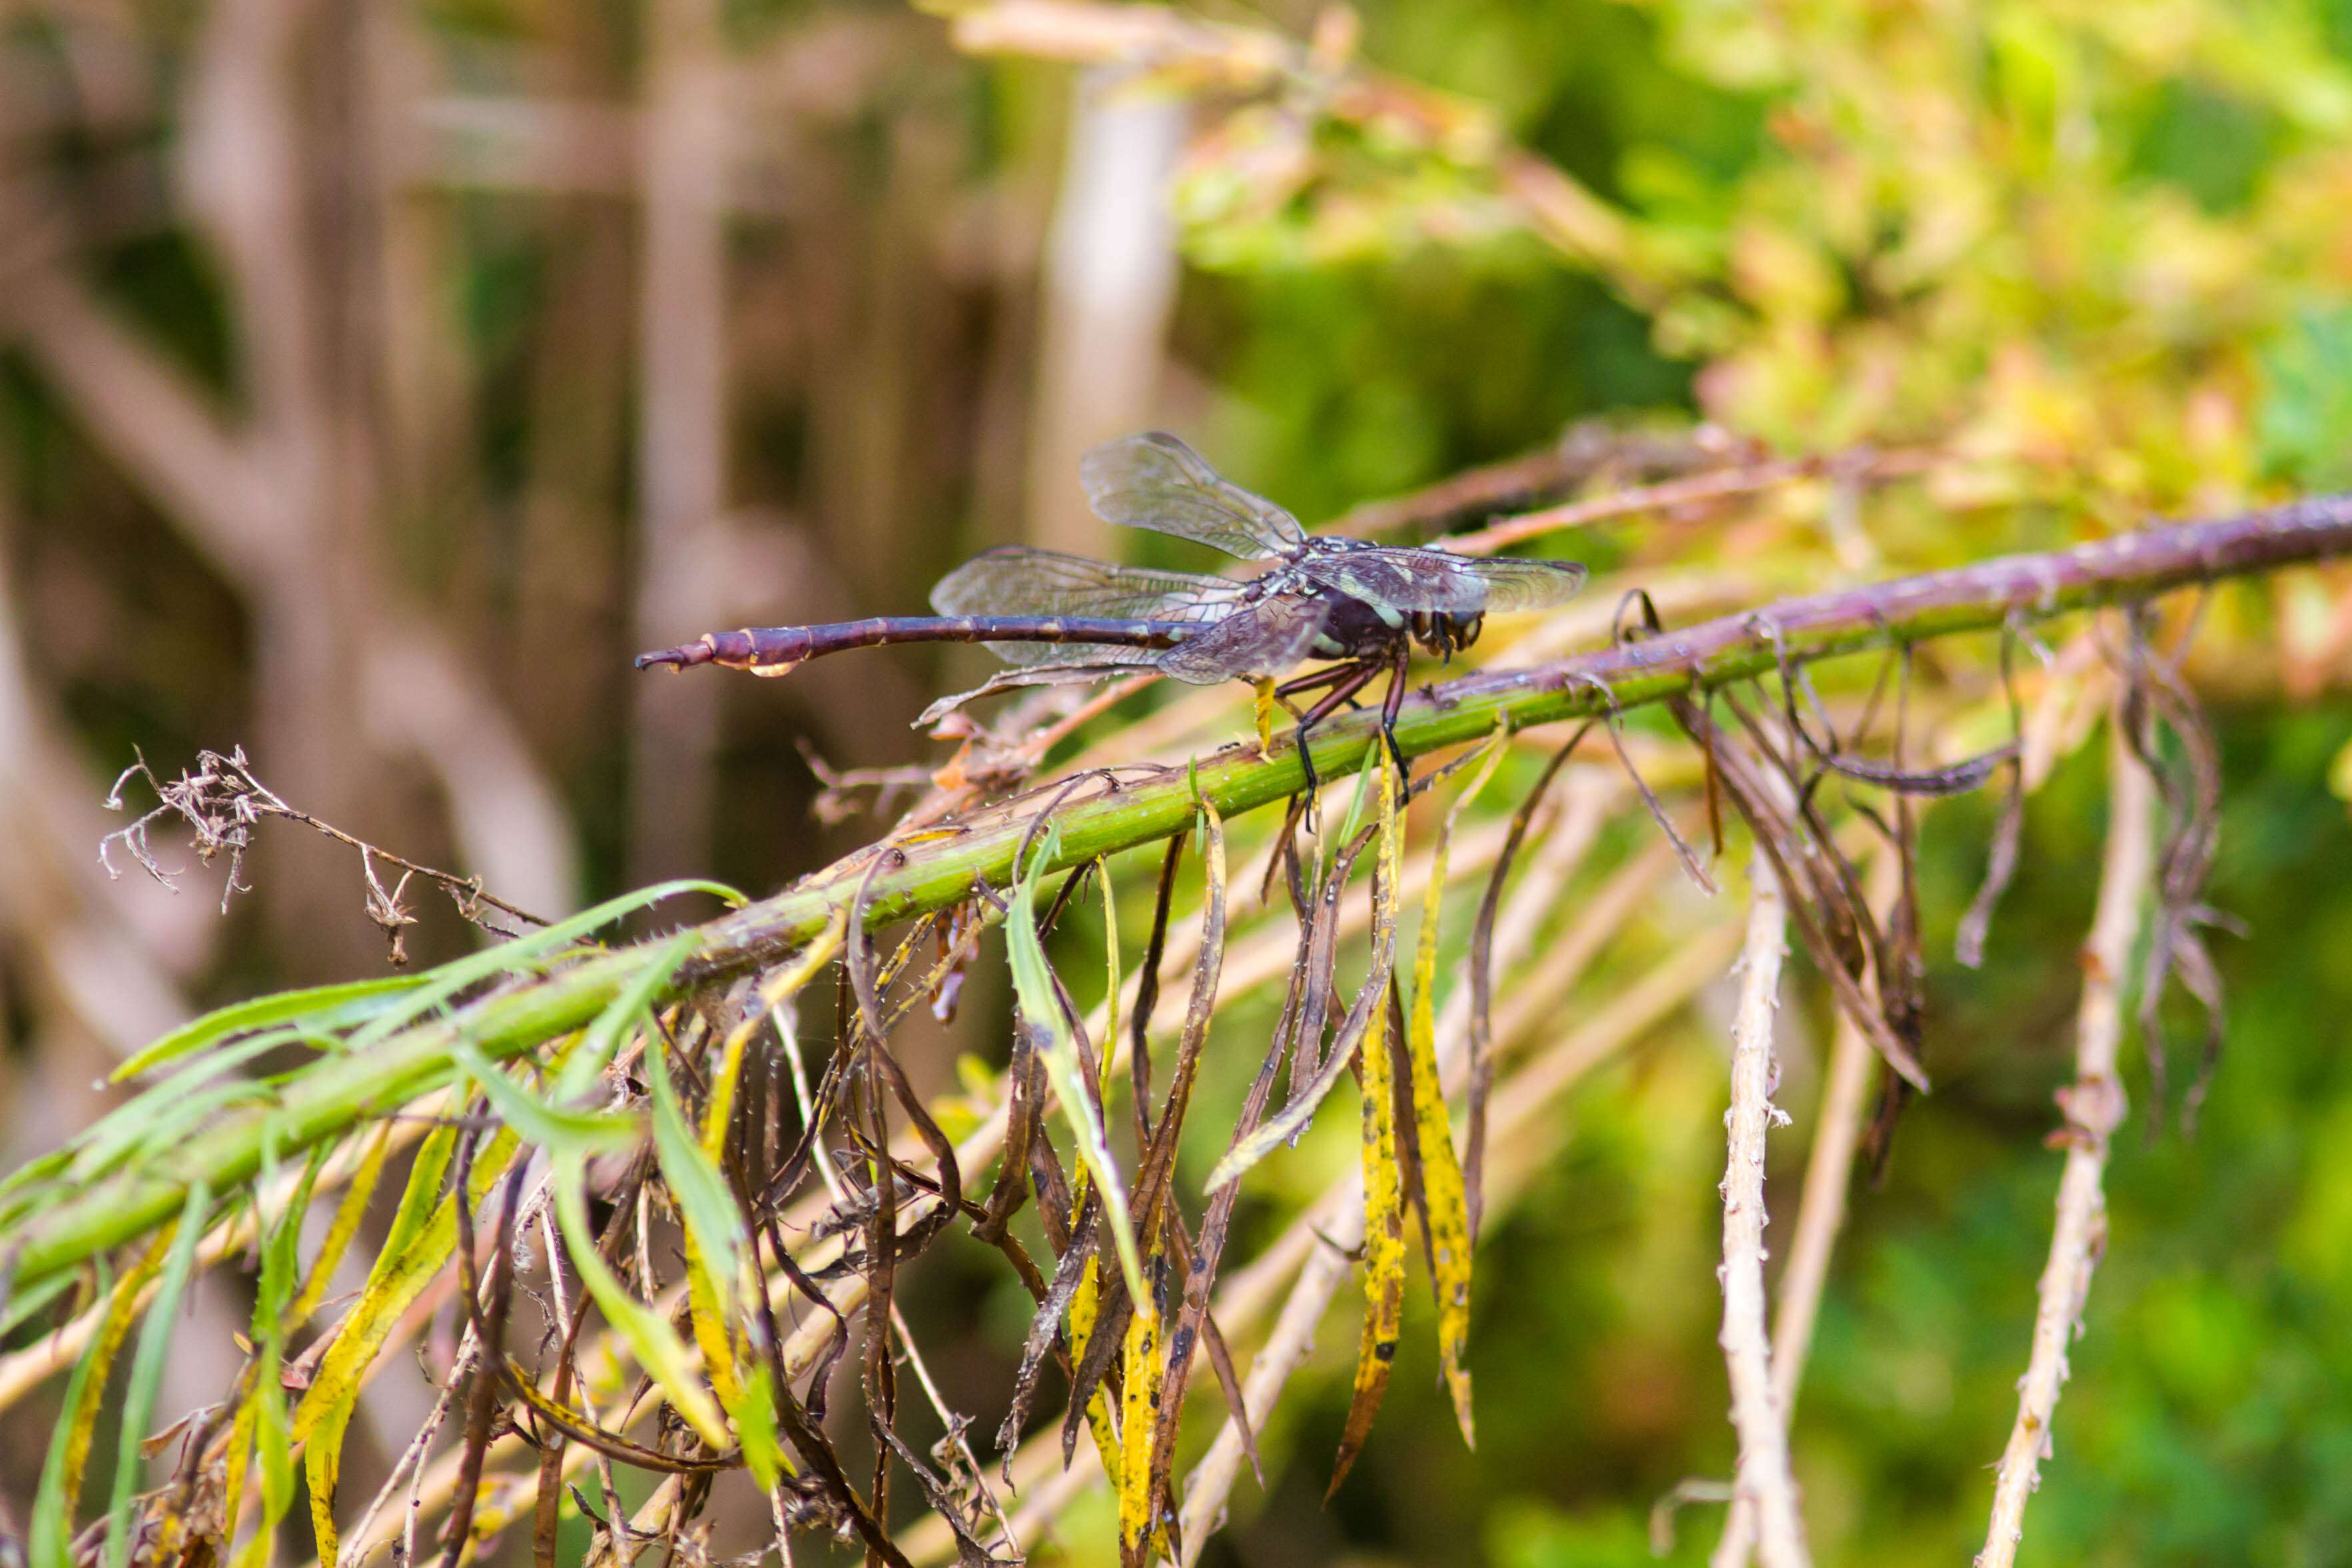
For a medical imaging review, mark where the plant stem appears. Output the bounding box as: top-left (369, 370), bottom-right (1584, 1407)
top-left (693, 490), bottom-right (2352, 966)
top-left (11, 491), bottom-right (2349, 1288)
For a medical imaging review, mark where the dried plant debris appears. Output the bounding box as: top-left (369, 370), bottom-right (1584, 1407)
top-left (2116, 606), bottom-right (2239, 1132)
top-left (14, 526), bottom-right (2296, 1568)
top-left (100, 745), bottom-right (549, 960)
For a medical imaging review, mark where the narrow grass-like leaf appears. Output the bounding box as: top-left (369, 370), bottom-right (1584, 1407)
top-left (31, 1242), bottom-right (162, 1568)
top-left (550, 1160), bottom-right (731, 1449)
top-left (223, 1148), bottom-right (321, 1568)
top-left (552, 931), bottom-right (699, 1103)
top-left (1007, 833), bottom-right (1153, 1320)
top-left (111, 976), bottom-right (428, 1082)
top-left (1102, 857), bottom-right (1122, 1129)
top-left (293, 1126), bottom-right (519, 1568)
top-left (1117, 1237), bottom-right (1167, 1567)
top-left (643, 1027), bottom-right (787, 1484)
top-left (454, 1041), bottom-right (640, 1155)
top-left (104, 1180), bottom-right (209, 1568)
top-left (1206, 765), bottom-right (1405, 1194)
top-left (1407, 731), bottom-right (1505, 1446)
top-left (645, 1032), bottom-right (745, 1302)
top-left (65, 1037), bottom-right (292, 1183)
top-left (344, 880), bottom-right (737, 1053)
top-left (1066, 1236), bottom-right (1125, 1490)
top-left (1330, 814), bottom-right (1408, 1499)
top-left (0, 1272), bottom-right (73, 1340)
top-left (286, 1125), bottom-right (392, 1330)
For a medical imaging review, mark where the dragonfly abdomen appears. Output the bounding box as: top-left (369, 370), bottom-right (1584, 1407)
top-left (635, 615), bottom-right (1195, 676)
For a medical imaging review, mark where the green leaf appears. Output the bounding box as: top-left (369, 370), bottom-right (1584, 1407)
top-left (549, 1163), bottom-right (730, 1449)
top-left (643, 1032), bottom-right (745, 1296)
top-left (105, 1181), bottom-right (211, 1568)
top-left (31, 1242), bottom-right (160, 1568)
top-left (1006, 831), bottom-right (1154, 1320)
top-left (343, 880), bottom-right (738, 1053)
top-left (454, 1042), bottom-right (641, 1156)
top-left (294, 1129), bottom-right (520, 1568)
top-left (553, 931), bottom-right (700, 1104)
top-left (112, 977), bottom-right (430, 1082)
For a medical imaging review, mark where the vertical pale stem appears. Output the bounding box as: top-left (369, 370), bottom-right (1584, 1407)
top-left (1978, 722), bottom-right (2155, 1568)
top-left (1717, 850), bottom-right (1893, 1567)
top-left (1176, 1207), bottom-right (1366, 1565)
top-left (1713, 852), bottom-right (1808, 1568)
top-left (1024, 68), bottom-right (1184, 555)
top-left (628, 0), bottom-right (731, 882)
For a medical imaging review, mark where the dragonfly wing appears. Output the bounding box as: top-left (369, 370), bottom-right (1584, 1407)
top-left (1156, 595), bottom-right (1332, 685)
top-left (1454, 556), bottom-right (1589, 611)
top-left (931, 546), bottom-right (1236, 619)
top-left (1297, 546), bottom-right (1489, 613)
top-left (1299, 548), bottom-right (1589, 615)
top-left (931, 546), bottom-right (1241, 669)
top-left (1080, 432), bottom-right (1309, 562)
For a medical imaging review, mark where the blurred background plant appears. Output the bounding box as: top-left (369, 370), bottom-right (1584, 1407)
top-left (5, 0), bottom-right (2352, 1563)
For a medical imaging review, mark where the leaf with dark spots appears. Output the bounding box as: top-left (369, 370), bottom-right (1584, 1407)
top-left (1062, 1249), bottom-right (1134, 1471)
top-left (996, 1194), bottom-right (1099, 1458)
top-left (1330, 761), bottom-right (1411, 1498)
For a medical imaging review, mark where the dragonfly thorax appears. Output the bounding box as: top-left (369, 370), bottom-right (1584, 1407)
top-left (1306, 590), bottom-right (1483, 663)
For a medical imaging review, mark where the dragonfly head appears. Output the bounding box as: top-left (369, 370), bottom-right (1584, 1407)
top-left (1407, 611), bottom-right (1485, 659)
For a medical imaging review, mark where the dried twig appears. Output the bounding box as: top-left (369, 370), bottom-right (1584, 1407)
top-left (1711, 853), bottom-right (1808, 1568)
top-left (99, 746), bottom-right (547, 958)
top-left (1977, 721), bottom-right (2155, 1568)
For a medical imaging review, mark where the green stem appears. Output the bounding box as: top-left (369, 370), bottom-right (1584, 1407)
top-left (11, 491), bottom-right (2351, 1286)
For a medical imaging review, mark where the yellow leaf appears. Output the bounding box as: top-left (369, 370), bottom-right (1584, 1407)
top-left (1330, 754), bottom-right (1409, 1497)
top-left (294, 1128), bottom-right (518, 1568)
top-left (1116, 1238), bottom-right (1165, 1565)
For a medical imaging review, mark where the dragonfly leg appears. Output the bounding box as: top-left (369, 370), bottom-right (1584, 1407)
top-left (1289, 660), bottom-right (1384, 811)
top-left (1377, 642), bottom-right (1411, 781)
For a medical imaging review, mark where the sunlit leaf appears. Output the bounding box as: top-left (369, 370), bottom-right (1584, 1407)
top-left (1330, 755), bottom-right (1411, 1496)
top-left (30, 1242), bottom-right (162, 1568)
top-left (1006, 831), bottom-right (1154, 1318)
top-left (294, 1126), bottom-right (520, 1568)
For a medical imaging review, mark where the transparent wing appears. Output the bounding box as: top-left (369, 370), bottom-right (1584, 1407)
top-left (931, 546), bottom-right (1242, 669)
top-left (1453, 556), bottom-right (1590, 611)
top-left (1294, 546), bottom-right (1487, 614)
top-left (1080, 432), bottom-right (1308, 562)
top-left (1156, 595), bottom-right (1331, 685)
top-left (930, 546), bottom-right (1236, 619)
top-left (1297, 548), bottom-right (1587, 615)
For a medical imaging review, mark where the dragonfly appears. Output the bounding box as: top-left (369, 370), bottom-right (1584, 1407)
top-left (637, 432), bottom-right (1588, 789)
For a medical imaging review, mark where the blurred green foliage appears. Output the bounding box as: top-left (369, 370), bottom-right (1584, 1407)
top-left (1096, 1), bottom-right (2352, 1563)
top-left (11, 0), bottom-right (2352, 1557)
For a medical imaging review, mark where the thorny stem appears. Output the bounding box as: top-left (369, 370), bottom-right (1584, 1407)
top-left (1768, 855), bottom-right (1899, 1408)
top-left (1711, 853), bottom-right (1808, 1568)
top-left (691, 492), bottom-right (2352, 967)
top-left (1717, 853), bottom-right (1896, 1568)
top-left (10, 492), bottom-right (2350, 1288)
top-left (1976, 721), bottom-right (2155, 1568)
